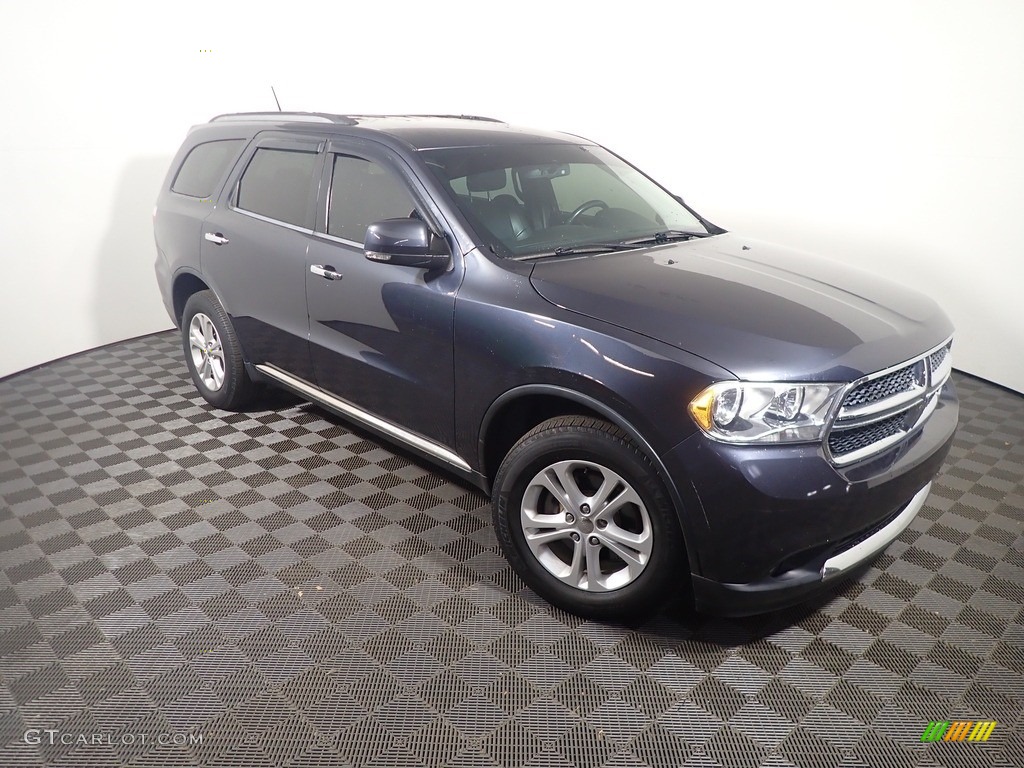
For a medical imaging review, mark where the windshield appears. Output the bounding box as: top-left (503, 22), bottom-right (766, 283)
top-left (421, 144), bottom-right (711, 258)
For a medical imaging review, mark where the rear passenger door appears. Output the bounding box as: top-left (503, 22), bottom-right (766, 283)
top-left (202, 133), bottom-right (324, 379)
top-left (306, 141), bottom-right (461, 448)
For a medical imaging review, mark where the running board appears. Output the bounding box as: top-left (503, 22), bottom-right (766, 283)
top-left (254, 364), bottom-right (471, 473)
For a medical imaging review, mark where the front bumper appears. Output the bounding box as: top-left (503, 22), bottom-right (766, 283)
top-left (666, 380), bottom-right (958, 616)
top-left (689, 482), bottom-right (933, 615)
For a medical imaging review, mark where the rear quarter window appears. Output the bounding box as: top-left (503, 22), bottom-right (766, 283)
top-left (171, 139), bottom-right (245, 198)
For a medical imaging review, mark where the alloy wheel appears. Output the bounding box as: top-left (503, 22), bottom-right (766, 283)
top-left (188, 312), bottom-right (226, 392)
top-left (520, 460), bottom-right (653, 591)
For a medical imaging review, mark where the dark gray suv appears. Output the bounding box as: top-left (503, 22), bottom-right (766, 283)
top-left (154, 112), bottom-right (958, 619)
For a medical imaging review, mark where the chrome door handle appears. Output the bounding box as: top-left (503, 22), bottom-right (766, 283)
top-left (204, 232), bottom-right (229, 245)
top-left (310, 264), bottom-right (343, 281)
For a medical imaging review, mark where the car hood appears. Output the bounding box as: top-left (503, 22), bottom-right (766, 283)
top-left (528, 233), bottom-right (953, 381)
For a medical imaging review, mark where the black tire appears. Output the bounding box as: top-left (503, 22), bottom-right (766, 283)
top-left (492, 415), bottom-right (685, 620)
top-left (180, 290), bottom-right (258, 411)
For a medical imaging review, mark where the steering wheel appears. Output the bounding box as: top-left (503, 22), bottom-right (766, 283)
top-left (568, 199), bottom-right (609, 224)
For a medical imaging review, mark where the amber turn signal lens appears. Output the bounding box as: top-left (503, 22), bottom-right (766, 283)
top-left (688, 387), bottom-right (715, 431)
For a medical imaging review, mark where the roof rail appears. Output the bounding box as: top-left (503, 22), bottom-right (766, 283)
top-left (403, 114), bottom-right (504, 123)
top-left (211, 112), bottom-right (504, 125)
top-left (209, 112), bottom-right (356, 125)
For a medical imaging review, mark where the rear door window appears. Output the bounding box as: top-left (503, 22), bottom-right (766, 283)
top-left (236, 148), bottom-right (319, 228)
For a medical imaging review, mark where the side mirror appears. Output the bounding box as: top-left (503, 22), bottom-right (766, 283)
top-left (364, 218), bottom-right (450, 269)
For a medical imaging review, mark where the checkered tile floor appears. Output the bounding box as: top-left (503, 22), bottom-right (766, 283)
top-left (1, 331), bottom-right (1022, 768)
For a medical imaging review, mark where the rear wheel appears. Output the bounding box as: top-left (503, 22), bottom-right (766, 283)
top-left (181, 290), bottom-right (258, 410)
top-left (492, 415), bottom-right (683, 620)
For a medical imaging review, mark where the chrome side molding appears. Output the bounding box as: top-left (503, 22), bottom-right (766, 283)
top-left (254, 364), bottom-right (471, 473)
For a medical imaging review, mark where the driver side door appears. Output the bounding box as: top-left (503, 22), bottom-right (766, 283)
top-left (306, 141), bottom-right (462, 449)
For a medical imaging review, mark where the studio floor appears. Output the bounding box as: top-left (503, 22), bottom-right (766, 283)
top-left (1, 331), bottom-right (1022, 768)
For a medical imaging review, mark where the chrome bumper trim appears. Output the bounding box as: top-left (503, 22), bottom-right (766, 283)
top-left (821, 482), bottom-right (931, 578)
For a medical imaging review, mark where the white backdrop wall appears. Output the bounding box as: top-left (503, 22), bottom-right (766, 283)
top-left (2, 0), bottom-right (1022, 392)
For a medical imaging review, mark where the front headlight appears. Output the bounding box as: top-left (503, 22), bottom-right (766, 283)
top-left (688, 381), bottom-right (846, 444)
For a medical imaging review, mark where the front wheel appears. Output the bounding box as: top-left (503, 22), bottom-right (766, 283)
top-left (492, 415), bottom-right (685, 620)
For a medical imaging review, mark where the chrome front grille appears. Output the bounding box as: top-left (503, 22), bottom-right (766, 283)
top-left (826, 338), bottom-right (953, 465)
top-left (828, 412), bottom-right (905, 456)
top-left (927, 346), bottom-right (948, 373)
top-left (843, 366), bottom-right (917, 408)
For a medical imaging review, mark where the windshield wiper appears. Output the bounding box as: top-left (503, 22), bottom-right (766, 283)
top-left (516, 242), bottom-right (641, 260)
top-left (625, 230), bottom-right (714, 246)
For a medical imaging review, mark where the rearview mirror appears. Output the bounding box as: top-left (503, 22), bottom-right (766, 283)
top-left (364, 218), bottom-right (450, 269)
top-left (518, 164), bottom-right (570, 180)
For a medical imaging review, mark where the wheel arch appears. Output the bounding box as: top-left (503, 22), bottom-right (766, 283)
top-left (479, 383), bottom-right (702, 576)
top-left (172, 270), bottom-right (211, 325)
